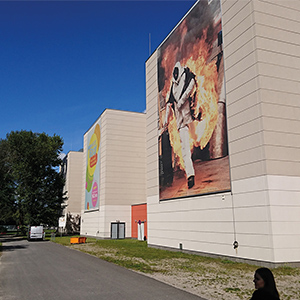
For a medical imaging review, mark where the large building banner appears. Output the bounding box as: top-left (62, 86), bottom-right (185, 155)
top-left (85, 122), bottom-right (101, 211)
top-left (158, 0), bottom-right (231, 200)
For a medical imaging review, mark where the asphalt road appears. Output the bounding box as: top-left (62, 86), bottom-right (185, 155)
top-left (0, 237), bottom-right (206, 300)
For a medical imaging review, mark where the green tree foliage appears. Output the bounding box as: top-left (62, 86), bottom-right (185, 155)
top-left (0, 131), bottom-right (66, 226)
top-left (0, 139), bottom-right (16, 224)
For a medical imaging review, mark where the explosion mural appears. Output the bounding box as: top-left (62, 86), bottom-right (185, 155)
top-left (158, 0), bottom-right (231, 200)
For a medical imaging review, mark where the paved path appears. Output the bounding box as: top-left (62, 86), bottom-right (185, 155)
top-left (0, 237), bottom-right (206, 300)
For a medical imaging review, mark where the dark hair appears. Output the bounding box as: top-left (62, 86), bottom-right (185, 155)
top-left (255, 267), bottom-right (279, 298)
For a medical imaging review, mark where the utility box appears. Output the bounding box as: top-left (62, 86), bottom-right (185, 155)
top-left (70, 237), bottom-right (86, 244)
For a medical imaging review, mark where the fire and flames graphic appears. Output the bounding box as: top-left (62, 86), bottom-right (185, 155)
top-left (159, 22), bottom-right (219, 171)
top-left (158, 0), bottom-right (230, 200)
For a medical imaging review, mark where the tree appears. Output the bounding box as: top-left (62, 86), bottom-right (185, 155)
top-left (0, 139), bottom-right (16, 224)
top-left (0, 130), bottom-right (67, 226)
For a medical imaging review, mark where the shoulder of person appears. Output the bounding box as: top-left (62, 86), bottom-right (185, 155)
top-left (184, 67), bottom-right (195, 80)
top-left (251, 289), bottom-right (279, 300)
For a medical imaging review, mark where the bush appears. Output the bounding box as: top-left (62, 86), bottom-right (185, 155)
top-left (0, 226), bottom-right (7, 234)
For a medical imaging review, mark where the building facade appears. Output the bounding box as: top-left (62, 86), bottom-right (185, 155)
top-left (145, 0), bottom-right (300, 265)
top-left (81, 109), bottom-right (146, 238)
top-left (61, 150), bottom-right (84, 216)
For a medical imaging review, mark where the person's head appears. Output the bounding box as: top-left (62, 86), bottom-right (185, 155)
top-left (172, 62), bottom-right (183, 84)
top-left (173, 66), bottom-right (179, 81)
top-left (253, 268), bottom-right (279, 297)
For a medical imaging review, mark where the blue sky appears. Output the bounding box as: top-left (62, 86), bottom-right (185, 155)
top-left (0, 0), bottom-right (195, 154)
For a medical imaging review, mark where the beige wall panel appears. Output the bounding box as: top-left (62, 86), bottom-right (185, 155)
top-left (146, 86), bottom-right (156, 100)
top-left (225, 47), bottom-right (256, 82)
top-left (259, 76), bottom-right (299, 95)
top-left (261, 103), bottom-right (300, 121)
top-left (234, 206), bottom-right (270, 223)
top-left (146, 77), bottom-right (157, 93)
top-left (223, 27), bottom-right (255, 63)
top-left (146, 65), bottom-right (157, 84)
top-left (146, 106), bottom-right (158, 124)
top-left (63, 151), bottom-right (84, 216)
top-left (106, 143), bottom-right (146, 154)
top-left (257, 48), bottom-right (300, 72)
top-left (267, 175), bottom-right (300, 261)
top-left (149, 221), bottom-right (234, 234)
top-left (230, 147), bottom-right (265, 168)
top-left (104, 154), bottom-right (145, 166)
top-left (226, 77), bottom-right (259, 103)
top-left (147, 128), bottom-right (157, 141)
top-left (146, 104), bottom-right (157, 121)
top-left (266, 161), bottom-right (300, 176)
top-left (147, 187), bottom-right (158, 197)
top-left (227, 103), bottom-right (261, 129)
top-left (255, 23), bottom-right (300, 45)
top-left (146, 52), bottom-right (158, 199)
top-left (226, 63), bottom-right (258, 93)
top-left (235, 222), bottom-right (271, 235)
top-left (147, 100), bottom-right (157, 116)
top-left (253, 0), bottom-right (300, 22)
top-left (224, 29), bottom-right (255, 64)
top-left (146, 91), bottom-right (157, 109)
top-left (104, 124), bottom-right (146, 135)
top-left (229, 246), bottom-right (274, 263)
top-left (146, 143), bottom-right (158, 159)
top-left (149, 198), bottom-right (232, 215)
top-left (102, 159), bottom-right (145, 169)
top-left (220, 0), bottom-right (235, 15)
top-left (102, 191), bottom-right (144, 202)
top-left (260, 90), bottom-right (300, 108)
top-left (223, 9), bottom-right (254, 45)
top-left (227, 118), bottom-right (262, 142)
top-left (105, 173), bottom-right (146, 183)
top-left (263, 117), bottom-right (300, 134)
top-left (236, 233), bottom-right (273, 249)
top-left (105, 146), bottom-right (146, 157)
top-left (221, 0), bottom-right (249, 23)
top-left (267, 174), bottom-right (300, 192)
top-left (231, 161), bottom-right (266, 180)
top-left (226, 90), bottom-right (260, 117)
top-left (264, 131), bottom-right (300, 148)
top-left (230, 132), bottom-right (263, 155)
top-left (151, 230), bottom-right (233, 245)
top-left (147, 161), bottom-right (158, 177)
top-left (145, 180), bottom-right (158, 192)
top-left (274, 248), bottom-right (300, 263)
top-left (254, 11), bottom-right (300, 34)
top-left (271, 221), bottom-right (300, 235)
top-left (147, 139), bottom-right (157, 155)
top-left (272, 234), bottom-right (300, 262)
top-left (270, 205), bottom-right (300, 222)
top-left (264, 145), bottom-right (300, 163)
top-left (276, 0), bottom-right (300, 12)
top-left (258, 62), bottom-right (300, 83)
top-left (147, 150), bottom-right (158, 164)
top-left (103, 182), bottom-right (145, 192)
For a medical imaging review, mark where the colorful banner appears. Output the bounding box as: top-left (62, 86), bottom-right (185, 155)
top-left (157, 0), bottom-right (231, 200)
top-left (85, 122), bottom-right (101, 211)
